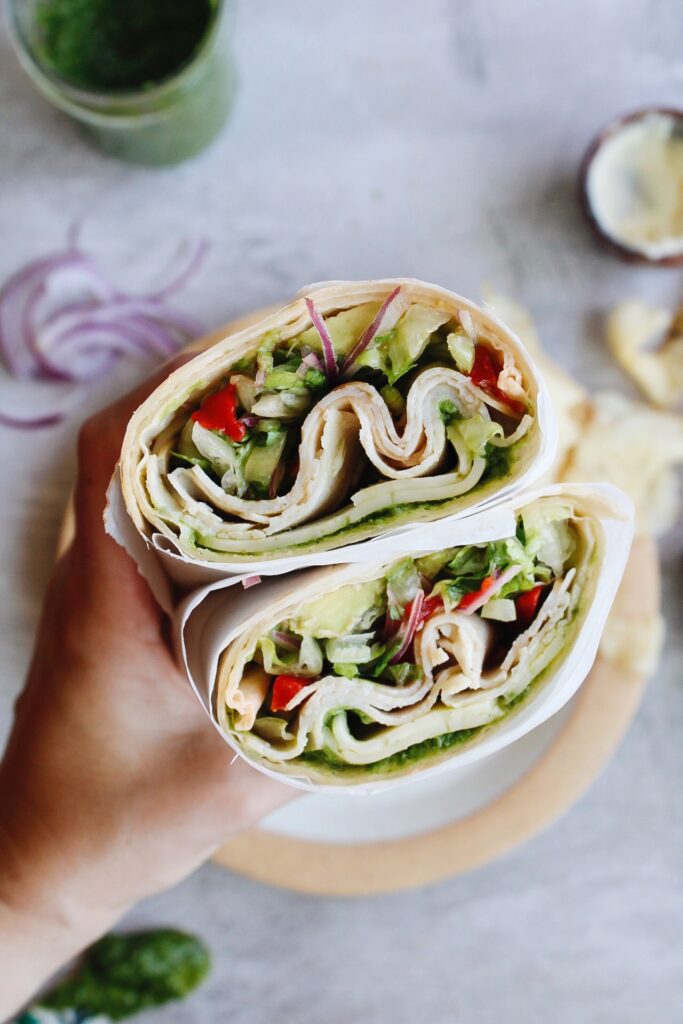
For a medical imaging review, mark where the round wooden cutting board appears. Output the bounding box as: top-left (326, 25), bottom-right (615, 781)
top-left (56, 308), bottom-right (660, 896)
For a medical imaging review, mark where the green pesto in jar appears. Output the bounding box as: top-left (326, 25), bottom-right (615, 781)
top-left (36, 0), bottom-right (218, 91)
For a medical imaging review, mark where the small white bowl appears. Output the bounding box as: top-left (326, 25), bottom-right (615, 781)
top-left (580, 107), bottom-right (683, 266)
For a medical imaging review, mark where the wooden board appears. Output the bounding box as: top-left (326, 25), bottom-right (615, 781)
top-left (56, 309), bottom-right (659, 896)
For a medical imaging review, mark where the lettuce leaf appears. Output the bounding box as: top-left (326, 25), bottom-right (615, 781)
top-left (386, 557), bottom-right (421, 618)
top-left (258, 634), bottom-right (323, 677)
top-left (522, 501), bottom-right (576, 576)
top-left (446, 329), bottom-right (475, 373)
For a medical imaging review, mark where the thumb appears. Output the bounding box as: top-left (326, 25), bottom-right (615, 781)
top-left (74, 356), bottom-right (191, 553)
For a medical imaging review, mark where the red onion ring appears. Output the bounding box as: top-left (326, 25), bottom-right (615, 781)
top-left (242, 575), bottom-right (262, 589)
top-left (271, 631), bottom-right (302, 651)
top-left (145, 239), bottom-right (210, 302)
top-left (302, 350), bottom-right (324, 372)
top-left (304, 298), bottom-right (337, 378)
top-left (0, 409), bottom-right (66, 429)
top-left (0, 239), bottom-right (207, 430)
top-left (341, 286), bottom-right (402, 374)
top-left (390, 589), bottom-right (424, 663)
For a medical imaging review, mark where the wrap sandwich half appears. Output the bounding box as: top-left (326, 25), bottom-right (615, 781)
top-left (180, 484), bottom-right (632, 788)
top-left (120, 279), bottom-right (553, 568)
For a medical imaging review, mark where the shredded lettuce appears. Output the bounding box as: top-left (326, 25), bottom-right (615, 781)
top-left (171, 451), bottom-right (212, 473)
top-left (324, 635), bottom-right (380, 664)
top-left (256, 329), bottom-right (279, 379)
top-left (250, 390), bottom-right (311, 418)
top-left (386, 663), bottom-right (424, 686)
top-left (252, 716), bottom-right (294, 742)
top-left (258, 634), bottom-right (323, 677)
top-left (191, 423), bottom-right (252, 496)
top-left (415, 549), bottom-right (456, 579)
top-left (250, 507), bottom-right (576, 710)
top-left (263, 368), bottom-right (300, 391)
top-left (369, 638), bottom-right (403, 678)
top-left (431, 534), bottom-right (549, 608)
top-left (522, 501), bottom-right (576, 576)
top-left (353, 304), bottom-right (450, 384)
top-left (385, 305), bottom-right (451, 383)
top-left (481, 597), bottom-right (517, 622)
top-left (333, 663), bottom-right (361, 679)
top-left (386, 558), bottom-right (421, 618)
top-left (446, 329), bottom-right (475, 373)
top-left (447, 414), bottom-right (503, 459)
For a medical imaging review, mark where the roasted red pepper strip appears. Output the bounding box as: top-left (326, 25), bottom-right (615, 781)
top-left (405, 593), bottom-right (444, 630)
top-left (271, 674), bottom-right (310, 713)
top-left (191, 383), bottom-right (246, 442)
top-left (515, 584), bottom-right (545, 628)
top-left (457, 574), bottom-right (496, 611)
top-left (469, 346), bottom-right (525, 416)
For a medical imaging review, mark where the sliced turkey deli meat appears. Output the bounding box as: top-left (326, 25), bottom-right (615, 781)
top-left (120, 279), bottom-right (550, 566)
top-left (206, 486), bottom-right (632, 786)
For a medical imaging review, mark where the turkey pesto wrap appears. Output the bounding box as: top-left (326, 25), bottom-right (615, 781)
top-left (190, 485), bottom-right (631, 787)
top-left (120, 279), bottom-right (552, 568)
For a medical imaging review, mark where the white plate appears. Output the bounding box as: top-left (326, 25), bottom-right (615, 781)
top-left (262, 701), bottom-right (572, 843)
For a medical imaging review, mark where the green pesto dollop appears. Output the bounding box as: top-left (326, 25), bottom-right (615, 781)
top-left (40, 929), bottom-right (211, 1020)
top-left (37, 0), bottom-right (217, 91)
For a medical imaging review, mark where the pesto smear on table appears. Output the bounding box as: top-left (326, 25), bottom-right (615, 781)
top-left (29, 929), bottom-right (211, 1021)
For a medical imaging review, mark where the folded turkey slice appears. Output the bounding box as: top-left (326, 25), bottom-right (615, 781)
top-left (119, 279), bottom-right (555, 578)
top-left (176, 484), bottom-right (633, 791)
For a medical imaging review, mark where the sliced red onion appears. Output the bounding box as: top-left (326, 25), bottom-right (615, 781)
top-left (271, 631), bottom-right (302, 651)
top-left (88, 298), bottom-right (204, 338)
top-left (341, 286), bottom-right (402, 374)
top-left (296, 349), bottom-right (325, 381)
top-left (240, 414), bottom-right (261, 427)
top-left (0, 239), bottom-right (207, 430)
top-left (459, 565), bottom-right (522, 615)
top-left (390, 589), bottom-right (424, 663)
top-left (0, 253), bottom-right (105, 378)
top-left (382, 613), bottom-right (397, 641)
top-left (302, 350), bottom-right (324, 372)
top-left (145, 239), bottom-right (210, 302)
top-left (242, 575), bottom-right (262, 589)
top-left (0, 409), bottom-right (65, 429)
top-left (304, 298), bottom-right (337, 378)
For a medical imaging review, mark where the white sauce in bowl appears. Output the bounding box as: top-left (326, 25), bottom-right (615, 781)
top-left (586, 112), bottom-right (683, 259)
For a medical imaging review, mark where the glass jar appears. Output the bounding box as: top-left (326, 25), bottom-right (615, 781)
top-left (7, 0), bottom-right (235, 166)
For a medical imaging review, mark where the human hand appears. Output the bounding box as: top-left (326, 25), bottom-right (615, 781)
top-left (0, 365), bottom-right (295, 1018)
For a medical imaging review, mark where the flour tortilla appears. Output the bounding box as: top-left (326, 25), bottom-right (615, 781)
top-left (120, 279), bottom-right (553, 574)
top-left (176, 484), bottom-right (632, 790)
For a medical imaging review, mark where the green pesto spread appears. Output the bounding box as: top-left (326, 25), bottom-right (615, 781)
top-left (37, 0), bottom-right (217, 91)
top-left (301, 727), bottom-right (479, 774)
top-left (297, 656), bottom-right (561, 779)
top-left (38, 929), bottom-right (210, 1020)
top-left (192, 442), bottom-right (520, 558)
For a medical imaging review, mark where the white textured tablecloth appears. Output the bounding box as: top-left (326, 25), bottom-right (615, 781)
top-left (1, 1), bottom-right (682, 1020)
